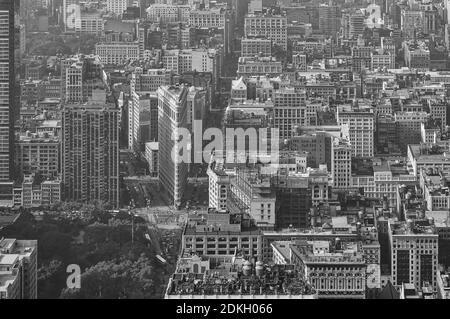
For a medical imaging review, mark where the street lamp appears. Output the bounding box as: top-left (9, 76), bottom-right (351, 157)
top-left (128, 200), bottom-right (136, 244)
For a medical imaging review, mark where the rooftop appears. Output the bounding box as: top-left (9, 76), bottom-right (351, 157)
top-left (390, 219), bottom-right (438, 236)
top-left (184, 209), bottom-right (260, 236)
top-left (408, 144), bottom-right (450, 163)
top-left (167, 263), bottom-right (315, 297)
top-left (290, 241), bottom-right (365, 264)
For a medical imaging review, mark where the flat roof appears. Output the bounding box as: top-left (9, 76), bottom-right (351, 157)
top-left (0, 254), bottom-right (18, 266)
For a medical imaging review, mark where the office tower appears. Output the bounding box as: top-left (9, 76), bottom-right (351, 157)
top-left (337, 107), bottom-right (374, 158)
top-left (0, 0), bottom-right (15, 204)
top-left (180, 208), bottom-right (263, 258)
top-left (207, 153), bottom-right (231, 212)
top-left (129, 69), bottom-right (172, 150)
top-left (228, 168), bottom-right (276, 230)
top-left (245, 14), bottom-right (287, 50)
top-left (224, 98), bottom-right (274, 163)
top-left (273, 88), bottom-right (307, 140)
top-left (272, 172), bottom-right (312, 229)
top-left (16, 131), bottom-right (60, 179)
top-left (394, 112), bottom-right (429, 154)
top-left (61, 55), bottom-right (105, 103)
top-left (129, 92), bottom-right (158, 151)
top-left (0, 238), bottom-right (38, 299)
top-left (157, 85), bottom-right (189, 208)
top-left (62, 101), bottom-right (120, 207)
top-left (331, 138), bottom-right (352, 189)
top-left (351, 46), bottom-right (372, 73)
top-left (389, 219), bottom-right (439, 290)
top-left (376, 114), bottom-right (401, 155)
top-left (61, 57), bottom-right (83, 103)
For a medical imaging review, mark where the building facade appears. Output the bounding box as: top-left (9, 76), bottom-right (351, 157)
top-left (62, 101), bottom-right (120, 207)
top-left (157, 85), bottom-right (189, 207)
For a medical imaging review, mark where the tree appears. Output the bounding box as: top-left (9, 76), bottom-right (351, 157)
top-left (38, 231), bottom-right (72, 261)
top-left (37, 259), bottom-right (67, 299)
top-left (60, 255), bottom-right (158, 299)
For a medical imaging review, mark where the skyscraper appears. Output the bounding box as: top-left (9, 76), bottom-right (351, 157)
top-left (336, 107), bottom-right (374, 158)
top-left (0, 0), bottom-right (15, 204)
top-left (62, 100), bottom-right (120, 207)
top-left (157, 85), bottom-right (189, 208)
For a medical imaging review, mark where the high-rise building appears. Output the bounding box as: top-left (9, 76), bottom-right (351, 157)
top-left (157, 85), bottom-right (189, 208)
top-left (389, 219), bottom-right (439, 290)
top-left (394, 111), bottom-right (428, 154)
top-left (337, 107), bottom-right (374, 158)
top-left (245, 14), bottom-right (287, 50)
top-left (207, 153), bottom-right (231, 212)
top-left (272, 171), bottom-right (313, 229)
top-left (129, 92), bottom-right (158, 151)
top-left (273, 88), bottom-right (306, 140)
top-left (281, 240), bottom-right (367, 299)
top-left (180, 208), bottom-right (263, 259)
top-left (228, 167), bottom-right (276, 230)
top-left (16, 131), bottom-right (60, 180)
top-left (62, 100), bottom-right (120, 207)
top-left (61, 55), bottom-right (106, 103)
top-left (0, 238), bottom-right (37, 299)
top-left (0, 0), bottom-right (15, 205)
top-left (331, 138), bottom-right (352, 189)
top-left (128, 69), bottom-right (172, 150)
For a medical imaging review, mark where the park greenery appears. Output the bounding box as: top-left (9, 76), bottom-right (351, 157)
top-left (0, 205), bottom-right (175, 299)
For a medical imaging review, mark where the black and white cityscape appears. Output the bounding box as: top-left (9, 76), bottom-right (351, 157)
top-left (0, 0), bottom-right (450, 301)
